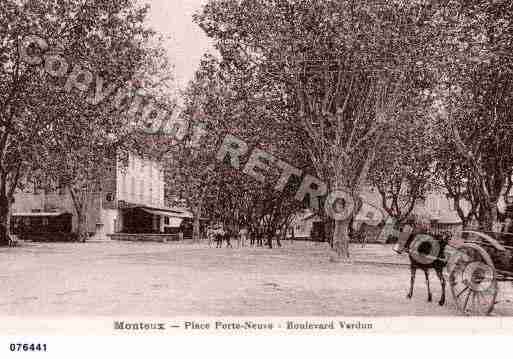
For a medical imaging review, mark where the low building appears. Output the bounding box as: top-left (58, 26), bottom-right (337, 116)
top-left (12, 153), bottom-right (191, 240)
top-left (287, 201), bottom-right (386, 242)
top-left (288, 210), bottom-right (318, 240)
top-left (412, 191), bottom-right (466, 236)
top-left (287, 187), bottom-right (468, 241)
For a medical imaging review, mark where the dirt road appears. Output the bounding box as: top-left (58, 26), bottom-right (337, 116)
top-left (1, 241), bottom-right (511, 316)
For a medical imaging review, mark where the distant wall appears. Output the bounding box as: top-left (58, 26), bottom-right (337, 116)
top-left (108, 233), bottom-right (180, 242)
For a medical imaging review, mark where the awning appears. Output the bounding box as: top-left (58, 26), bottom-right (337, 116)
top-left (141, 208), bottom-right (183, 227)
top-left (12, 212), bottom-right (66, 217)
top-left (137, 206), bottom-right (193, 219)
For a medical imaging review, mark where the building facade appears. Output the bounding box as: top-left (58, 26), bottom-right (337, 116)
top-left (288, 186), bottom-right (469, 241)
top-left (12, 153), bottom-right (189, 239)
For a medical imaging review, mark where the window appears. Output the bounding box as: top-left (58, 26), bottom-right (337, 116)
top-left (133, 155), bottom-right (138, 172)
top-left (164, 217), bottom-right (169, 225)
top-left (121, 174), bottom-right (126, 197)
top-left (416, 198), bottom-right (426, 206)
top-left (448, 200), bottom-right (454, 211)
top-left (131, 177), bottom-right (135, 199)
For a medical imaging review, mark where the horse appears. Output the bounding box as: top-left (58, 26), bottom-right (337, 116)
top-left (211, 227), bottom-right (225, 248)
top-left (249, 230), bottom-right (262, 247)
top-left (223, 230), bottom-right (233, 248)
top-left (215, 232), bottom-right (224, 248)
top-left (8, 234), bottom-right (18, 247)
top-left (206, 228), bottom-right (216, 247)
top-left (394, 230), bottom-right (451, 306)
top-left (238, 227), bottom-right (248, 248)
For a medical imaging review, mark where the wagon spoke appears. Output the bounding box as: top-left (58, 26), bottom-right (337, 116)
top-left (476, 292), bottom-right (486, 313)
top-left (469, 291), bottom-right (473, 313)
top-left (456, 285), bottom-right (469, 299)
top-left (480, 293), bottom-right (494, 313)
top-left (472, 292), bottom-right (479, 314)
top-left (463, 289), bottom-right (472, 313)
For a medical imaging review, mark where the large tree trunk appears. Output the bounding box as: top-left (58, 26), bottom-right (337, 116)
top-left (69, 187), bottom-right (90, 242)
top-left (192, 205), bottom-right (201, 243)
top-left (452, 195), bottom-right (474, 230)
top-left (0, 194), bottom-right (11, 246)
top-left (332, 218), bottom-right (351, 258)
top-left (76, 211), bottom-right (88, 242)
top-left (329, 188), bottom-right (362, 259)
top-left (325, 220), bottom-right (333, 247)
top-left (480, 200), bottom-right (498, 231)
top-left (477, 196), bottom-right (498, 232)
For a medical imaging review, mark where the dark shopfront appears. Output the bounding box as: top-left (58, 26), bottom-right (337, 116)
top-left (120, 206), bottom-right (194, 238)
top-left (11, 212), bottom-right (74, 241)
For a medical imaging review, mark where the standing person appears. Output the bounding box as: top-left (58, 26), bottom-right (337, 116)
top-left (206, 226), bottom-right (214, 247)
top-left (275, 228), bottom-right (282, 248)
top-left (215, 224), bottom-right (224, 248)
top-left (224, 223), bottom-right (233, 248)
top-left (239, 226), bottom-right (248, 248)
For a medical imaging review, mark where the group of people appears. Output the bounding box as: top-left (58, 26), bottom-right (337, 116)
top-left (206, 225), bottom-right (266, 248)
top-left (206, 225), bottom-right (245, 248)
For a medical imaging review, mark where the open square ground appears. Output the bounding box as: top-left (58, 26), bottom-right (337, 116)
top-left (1, 241), bottom-right (512, 316)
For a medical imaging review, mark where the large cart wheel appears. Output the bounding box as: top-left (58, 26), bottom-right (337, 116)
top-left (448, 243), bottom-right (498, 315)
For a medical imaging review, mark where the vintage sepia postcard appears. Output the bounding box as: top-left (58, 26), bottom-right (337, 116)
top-left (1, 0), bottom-right (513, 353)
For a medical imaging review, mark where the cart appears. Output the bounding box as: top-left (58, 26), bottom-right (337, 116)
top-left (447, 230), bottom-right (513, 315)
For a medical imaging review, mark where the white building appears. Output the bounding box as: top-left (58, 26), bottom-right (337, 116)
top-left (13, 153), bottom-right (191, 239)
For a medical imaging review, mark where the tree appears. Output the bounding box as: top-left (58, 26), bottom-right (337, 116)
top-left (434, 140), bottom-right (478, 227)
top-left (194, 0), bottom-right (438, 257)
top-left (0, 1), bottom-right (59, 244)
top-left (167, 53), bottom-right (308, 244)
top-left (164, 56), bottom-right (233, 242)
top-left (1, 0), bottom-right (174, 242)
top-left (370, 113), bottom-right (434, 224)
top-left (430, 0), bottom-right (513, 230)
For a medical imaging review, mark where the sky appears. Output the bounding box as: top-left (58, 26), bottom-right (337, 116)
top-left (145, 0), bottom-right (215, 91)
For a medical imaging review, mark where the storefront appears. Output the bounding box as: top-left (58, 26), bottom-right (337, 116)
top-left (119, 205), bottom-right (193, 236)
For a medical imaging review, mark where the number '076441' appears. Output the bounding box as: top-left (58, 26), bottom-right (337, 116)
top-left (9, 343), bottom-right (47, 352)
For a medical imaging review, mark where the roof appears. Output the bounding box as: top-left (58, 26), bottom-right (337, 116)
top-left (411, 210), bottom-right (462, 224)
top-left (293, 201), bottom-right (386, 226)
